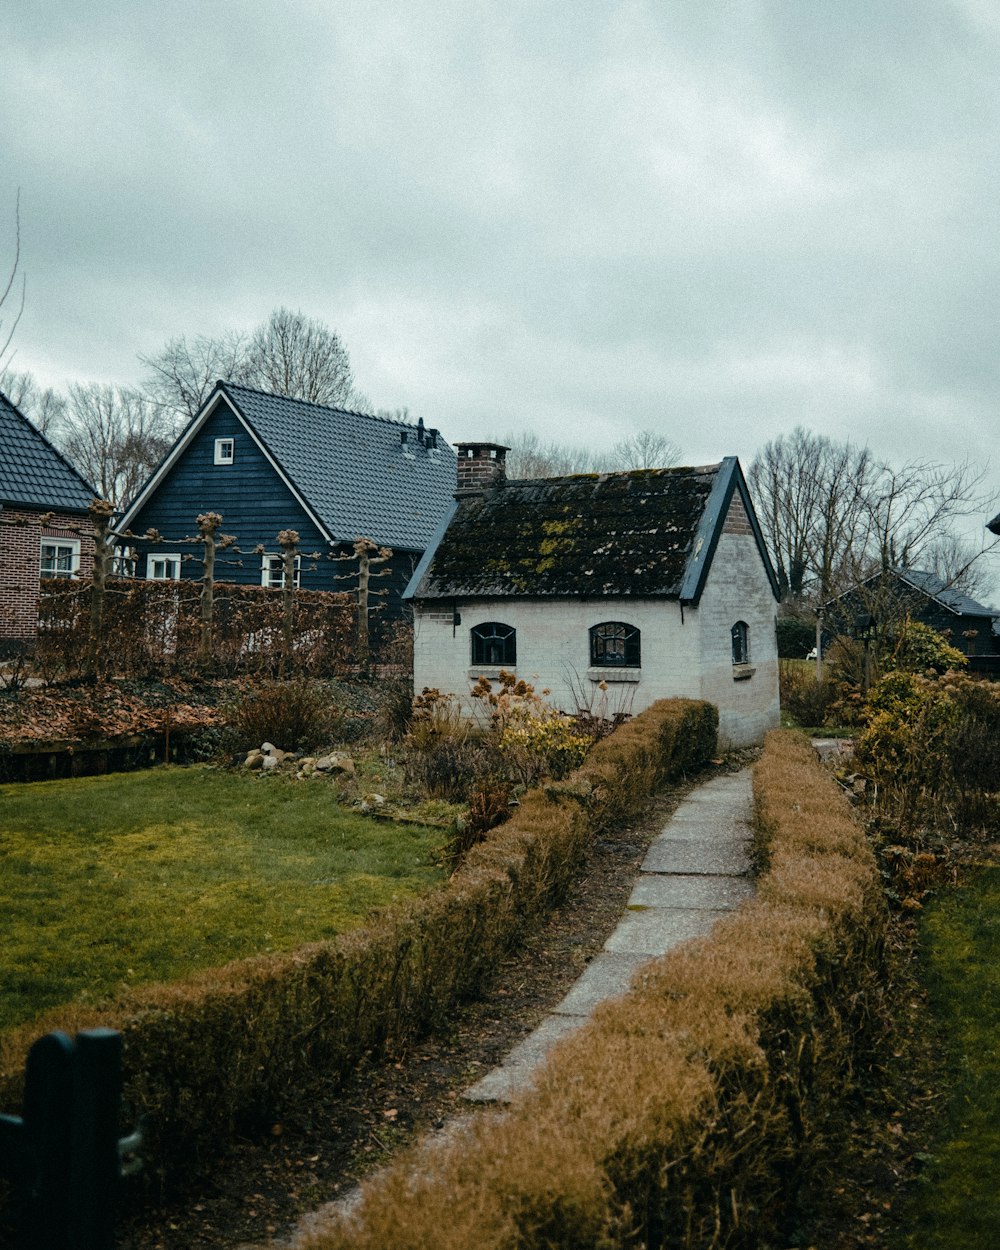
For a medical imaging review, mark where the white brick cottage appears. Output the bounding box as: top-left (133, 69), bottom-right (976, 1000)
top-left (405, 446), bottom-right (781, 749)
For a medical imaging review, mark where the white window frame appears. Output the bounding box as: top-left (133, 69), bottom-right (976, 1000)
top-left (214, 437), bottom-right (235, 465)
top-left (146, 552), bottom-right (183, 581)
top-left (39, 537), bottom-right (81, 580)
top-left (261, 553), bottom-right (301, 589)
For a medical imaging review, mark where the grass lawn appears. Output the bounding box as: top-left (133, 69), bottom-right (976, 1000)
top-left (0, 766), bottom-right (449, 1032)
top-left (898, 866), bottom-right (1000, 1248)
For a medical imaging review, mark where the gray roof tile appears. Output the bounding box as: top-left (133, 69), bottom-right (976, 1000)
top-left (0, 390), bottom-right (96, 512)
top-left (221, 383), bottom-right (457, 550)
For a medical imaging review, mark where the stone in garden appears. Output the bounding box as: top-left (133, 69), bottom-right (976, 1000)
top-left (262, 755), bottom-right (279, 771)
top-left (261, 742), bottom-right (277, 755)
top-left (329, 754), bottom-right (355, 777)
top-left (245, 750), bottom-right (264, 769)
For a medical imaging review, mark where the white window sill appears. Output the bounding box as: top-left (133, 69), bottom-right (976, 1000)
top-left (732, 664), bottom-right (755, 681)
top-left (467, 668), bottom-right (513, 681)
top-left (588, 667), bottom-right (641, 683)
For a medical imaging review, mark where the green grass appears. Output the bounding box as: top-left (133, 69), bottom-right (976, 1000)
top-left (899, 867), bottom-right (1000, 1248)
top-left (0, 766), bottom-right (448, 1031)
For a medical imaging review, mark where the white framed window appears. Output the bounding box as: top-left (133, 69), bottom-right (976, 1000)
top-left (39, 538), bottom-right (80, 579)
top-left (214, 437), bottom-right (235, 465)
top-left (146, 552), bottom-right (182, 581)
top-left (261, 553), bottom-right (301, 589)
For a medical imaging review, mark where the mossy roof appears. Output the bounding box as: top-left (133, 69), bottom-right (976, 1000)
top-left (409, 464), bottom-right (724, 599)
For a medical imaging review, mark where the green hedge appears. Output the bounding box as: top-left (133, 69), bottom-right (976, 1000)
top-left (0, 697), bottom-right (717, 1189)
top-left (297, 730), bottom-right (886, 1250)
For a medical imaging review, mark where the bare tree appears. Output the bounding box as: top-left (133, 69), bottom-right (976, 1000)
top-left (750, 427), bottom-right (994, 606)
top-left (141, 329), bottom-right (248, 421)
top-left (608, 429), bottom-right (681, 470)
top-left (497, 431), bottom-right (602, 479)
top-left (0, 190), bottom-right (24, 379)
top-left (141, 308), bottom-right (362, 416)
top-left (1, 369), bottom-right (68, 438)
top-left (238, 307), bottom-right (354, 406)
top-left (61, 383), bottom-right (175, 510)
top-left (923, 531), bottom-right (998, 601)
top-left (855, 457), bottom-right (990, 577)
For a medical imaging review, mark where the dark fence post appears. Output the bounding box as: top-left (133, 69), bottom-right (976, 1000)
top-left (68, 1029), bottom-right (122, 1250)
top-left (0, 1028), bottom-right (134, 1250)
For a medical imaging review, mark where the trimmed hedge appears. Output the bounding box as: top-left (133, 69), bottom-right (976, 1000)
top-left (0, 697), bottom-right (717, 1190)
top-left (297, 730), bottom-right (886, 1250)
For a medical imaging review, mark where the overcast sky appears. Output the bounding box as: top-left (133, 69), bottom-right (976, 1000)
top-left (3, 0), bottom-right (999, 556)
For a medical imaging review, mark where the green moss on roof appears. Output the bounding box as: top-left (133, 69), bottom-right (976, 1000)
top-left (414, 465), bottom-right (720, 599)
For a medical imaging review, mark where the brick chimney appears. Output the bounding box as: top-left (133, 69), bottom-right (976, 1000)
top-left (454, 442), bottom-right (509, 493)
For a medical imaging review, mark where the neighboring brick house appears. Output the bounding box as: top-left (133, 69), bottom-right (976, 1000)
top-left (405, 445), bottom-right (781, 748)
top-left (116, 381), bottom-right (457, 624)
top-left (0, 390), bottom-right (97, 651)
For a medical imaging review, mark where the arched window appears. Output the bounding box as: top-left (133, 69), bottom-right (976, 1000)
top-left (731, 621), bottom-right (750, 665)
top-left (589, 622), bottom-right (641, 668)
top-left (471, 621), bottom-right (516, 666)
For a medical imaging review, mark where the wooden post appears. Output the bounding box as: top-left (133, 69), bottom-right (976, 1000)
top-left (86, 500), bottom-right (115, 681)
top-left (196, 512), bottom-right (222, 667)
top-left (277, 529), bottom-right (300, 672)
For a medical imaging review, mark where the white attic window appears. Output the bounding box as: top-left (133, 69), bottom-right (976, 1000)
top-left (214, 437), bottom-right (235, 465)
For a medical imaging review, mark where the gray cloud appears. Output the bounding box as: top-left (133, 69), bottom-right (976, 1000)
top-left (2, 0), bottom-right (999, 575)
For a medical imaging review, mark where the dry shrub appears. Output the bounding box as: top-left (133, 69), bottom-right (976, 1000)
top-left (297, 728), bottom-right (886, 1250)
top-left (778, 659), bottom-right (838, 727)
top-left (222, 678), bottom-right (344, 752)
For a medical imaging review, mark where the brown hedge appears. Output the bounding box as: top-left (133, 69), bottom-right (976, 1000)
top-left (295, 730), bottom-right (886, 1250)
top-left (0, 697), bottom-right (717, 1190)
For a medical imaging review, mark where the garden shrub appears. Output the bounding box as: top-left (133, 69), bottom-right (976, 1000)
top-left (0, 698), bottom-right (718, 1193)
top-left (883, 617), bottom-right (967, 675)
top-left (293, 730), bottom-right (885, 1250)
top-left (775, 613), bottom-right (816, 659)
top-left (221, 677), bottom-right (346, 752)
top-left (855, 668), bottom-right (1000, 832)
top-left (778, 659), bottom-right (838, 728)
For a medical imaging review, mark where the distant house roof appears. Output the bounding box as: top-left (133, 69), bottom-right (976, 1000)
top-left (890, 568), bottom-right (995, 618)
top-left (406, 456), bottom-right (779, 604)
top-left (0, 390), bottom-right (96, 513)
top-left (826, 567), bottom-right (995, 619)
top-left (119, 381), bottom-right (457, 551)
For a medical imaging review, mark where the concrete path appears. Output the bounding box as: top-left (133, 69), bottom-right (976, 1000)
top-left (464, 768), bottom-right (755, 1104)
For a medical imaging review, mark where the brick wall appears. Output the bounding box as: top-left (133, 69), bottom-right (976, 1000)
top-left (0, 508), bottom-right (95, 642)
top-left (722, 490), bottom-right (754, 536)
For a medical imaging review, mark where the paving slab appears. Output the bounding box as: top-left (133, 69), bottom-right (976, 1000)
top-left (603, 906), bottom-right (730, 956)
top-left (464, 1014), bottom-right (581, 1103)
top-left (464, 766), bottom-right (756, 1107)
top-left (650, 808), bottom-right (754, 842)
top-left (551, 951), bottom-right (654, 1016)
top-left (627, 872), bottom-right (755, 911)
top-left (641, 837), bottom-right (752, 876)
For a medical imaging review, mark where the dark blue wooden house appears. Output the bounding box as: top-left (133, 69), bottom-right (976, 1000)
top-left (116, 381), bottom-right (457, 620)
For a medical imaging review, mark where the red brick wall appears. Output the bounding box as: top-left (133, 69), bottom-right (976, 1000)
top-left (722, 491), bottom-right (753, 536)
top-left (0, 508), bottom-right (95, 641)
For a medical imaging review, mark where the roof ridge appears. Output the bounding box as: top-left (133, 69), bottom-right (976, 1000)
top-left (219, 380), bottom-right (440, 434)
top-left (501, 463), bottom-right (722, 489)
